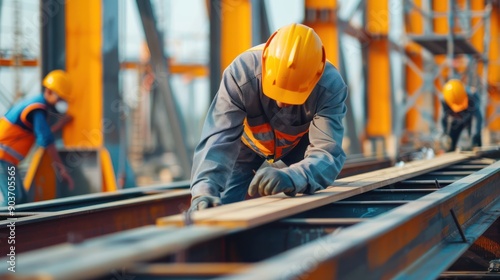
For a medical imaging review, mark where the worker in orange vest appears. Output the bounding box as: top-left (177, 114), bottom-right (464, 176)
top-left (189, 23), bottom-right (348, 211)
top-left (440, 79), bottom-right (483, 152)
top-left (0, 70), bottom-right (75, 207)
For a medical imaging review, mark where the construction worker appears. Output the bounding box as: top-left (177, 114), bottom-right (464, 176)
top-left (189, 23), bottom-right (348, 211)
top-left (441, 79), bottom-right (483, 152)
top-left (0, 70), bottom-right (75, 207)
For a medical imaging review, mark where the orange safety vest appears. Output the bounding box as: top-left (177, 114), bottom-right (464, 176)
top-left (238, 44), bottom-right (311, 161)
top-left (0, 103), bottom-right (47, 165)
top-left (241, 116), bottom-right (309, 162)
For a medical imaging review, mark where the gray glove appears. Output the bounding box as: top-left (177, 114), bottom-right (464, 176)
top-left (189, 195), bottom-right (221, 212)
top-left (248, 167), bottom-right (296, 197)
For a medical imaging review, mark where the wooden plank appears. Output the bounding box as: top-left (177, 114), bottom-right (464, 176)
top-left (158, 153), bottom-right (473, 228)
top-left (158, 154), bottom-right (463, 226)
top-left (157, 195), bottom-right (286, 227)
top-left (129, 263), bottom-right (249, 276)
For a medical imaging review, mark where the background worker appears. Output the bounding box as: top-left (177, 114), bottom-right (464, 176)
top-left (189, 23), bottom-right (348, 211)
top-left (441, 79), bottom-right (483, 152)
top-left (0, 70), bottom-right (75, 207)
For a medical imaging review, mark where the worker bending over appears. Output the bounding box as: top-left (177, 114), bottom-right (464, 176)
top-left (189, 23), bottom-right (348, 211)
top-left (441, 79), bottom-right (483, 152)
top-left (0, 70), bottom-right (74, 206)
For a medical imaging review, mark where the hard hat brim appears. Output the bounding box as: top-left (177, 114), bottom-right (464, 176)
top-left (262, 81), bottom-right (312, 105)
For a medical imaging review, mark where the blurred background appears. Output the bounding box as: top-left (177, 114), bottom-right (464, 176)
top-left (0, 0), bottom-right (499, 198)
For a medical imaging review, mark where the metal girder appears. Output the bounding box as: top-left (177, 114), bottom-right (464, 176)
top-left (103, 0), bottom-right (135, 188)
top-left (135, 0), bottom-right (192, 180)
top-left (209, 0), bottom-right (222, 101)
top-left (40, 0), bottom-right (66, 77)
top-left (2, 153), bottom-right (498, 279)
top-left (251, 0), bottom-right (270, 46)
top-left (0, 189), bottom-right (191, 255)
top-left (220, 160), bottom-right (500, 280)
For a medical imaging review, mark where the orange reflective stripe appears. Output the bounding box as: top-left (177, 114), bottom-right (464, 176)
top-left (243, 118), bottom-right (271, 135)
top-left (242, 115), bottom-right (310, 159)
top-left (241, 134), bottom-right (274, 157)
top-left (275, 129), bottom-right (308, 142)
top-left (20, 103), bottom-right (46, 128)
top-left (0, 150), bottom-right (19, 165)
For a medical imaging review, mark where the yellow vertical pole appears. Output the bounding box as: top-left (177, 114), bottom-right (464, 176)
top-left (220, 0), bottom-right (252, 71)
top-left (366, 0), bottom-right (391, 138)
top-left (432, 0), bottom-right (448, 124)
top-left (64, 0), bottom-right (117, 192)
top-left (405, 0), bottom-right (424, 134)
top-left (471, 0), bottom-right (485, 54)
top-left (65, 0), bottom-right (103, 148)
top-left (487, 3), bottom-right (500, 131)
top-left (304, 0), bottom-right (339, 66)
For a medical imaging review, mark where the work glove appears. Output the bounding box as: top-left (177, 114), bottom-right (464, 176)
top-left (472, 134), bottom-right (482, 148)
top-left (189, 195), bottom-right (221, 212)
top-left (248, 167), bottom-right (296, 197)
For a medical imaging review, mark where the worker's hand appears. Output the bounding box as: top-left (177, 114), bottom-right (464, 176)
top-left (248, 167), bottom-right (295, 197)
top-left (189, 195), bottom-right (221, 212)
top-left (59, 169), bottom-right (74, 191)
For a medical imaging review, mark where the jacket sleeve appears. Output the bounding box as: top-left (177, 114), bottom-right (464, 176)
top-left (285, 83), bottom-right (348, 194)
top-left (31, 110), bottom-right (55, 147)
top-left (190, 69), bottom-right (247, 198)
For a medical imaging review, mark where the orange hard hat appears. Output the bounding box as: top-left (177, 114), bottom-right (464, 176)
top-left (443, 79), bottom-right (468, 113)
top-left (43, 70), bottom-right (73, 101)
top-left (262, 23), bottom-right (326, 105)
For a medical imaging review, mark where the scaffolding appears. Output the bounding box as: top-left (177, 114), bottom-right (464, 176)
top-left (400, 0), bottom-right (496, 150)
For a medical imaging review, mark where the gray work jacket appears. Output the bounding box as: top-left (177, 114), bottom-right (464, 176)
top-left (191, 46), bottom-right (348, 198)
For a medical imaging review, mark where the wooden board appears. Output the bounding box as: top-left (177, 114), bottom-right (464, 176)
top-left (158, 153), bottom-right (474, 228)
top-left (129, 263), bottom-right (249, 276)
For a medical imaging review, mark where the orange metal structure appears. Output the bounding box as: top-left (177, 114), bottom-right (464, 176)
top-left (404, 0), bottom-right (425, 135)
top-left (365, 0), bottom-right (392, 145)
top-left (220, 0), bottom-right (252, 71)
top-left (487, 3), bottom-right (500, 132)
top-left (304, 0), bottom-right (339, 66)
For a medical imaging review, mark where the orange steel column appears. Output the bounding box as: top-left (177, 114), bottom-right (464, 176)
top-left (65, 0), bottom-right (103, 147)
top-left (220, 0), bottom-right (252, 71)
top-left (365, 0), bottom-right (391, 141)
top-left (304, 0), bottom-right (339, 66)
top-left (405, 0), bottom-right (425, 136)
top-left (64, 0), bottom-right (117, 192)
top-left (487, 3), bottom-right (500, 132)
top-left (470, 0), bottom-right (485, 54)
top-left (432, 0), bottom-right (448, 124)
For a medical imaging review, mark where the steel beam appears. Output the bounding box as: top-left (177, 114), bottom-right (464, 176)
top-left (209, 0), bottom-right (222, 101)
top-left (40, 0), bottom-right (66, 77)
top-left (0, 189), bottom-right (191, 255)
top-left (220, 160), bottom-right (500, 280)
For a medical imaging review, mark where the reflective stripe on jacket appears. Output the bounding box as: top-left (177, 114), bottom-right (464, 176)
top-left (0, 95), bottom-right (48, 165)
top-left (191, 45), bottom-right (348, 198)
